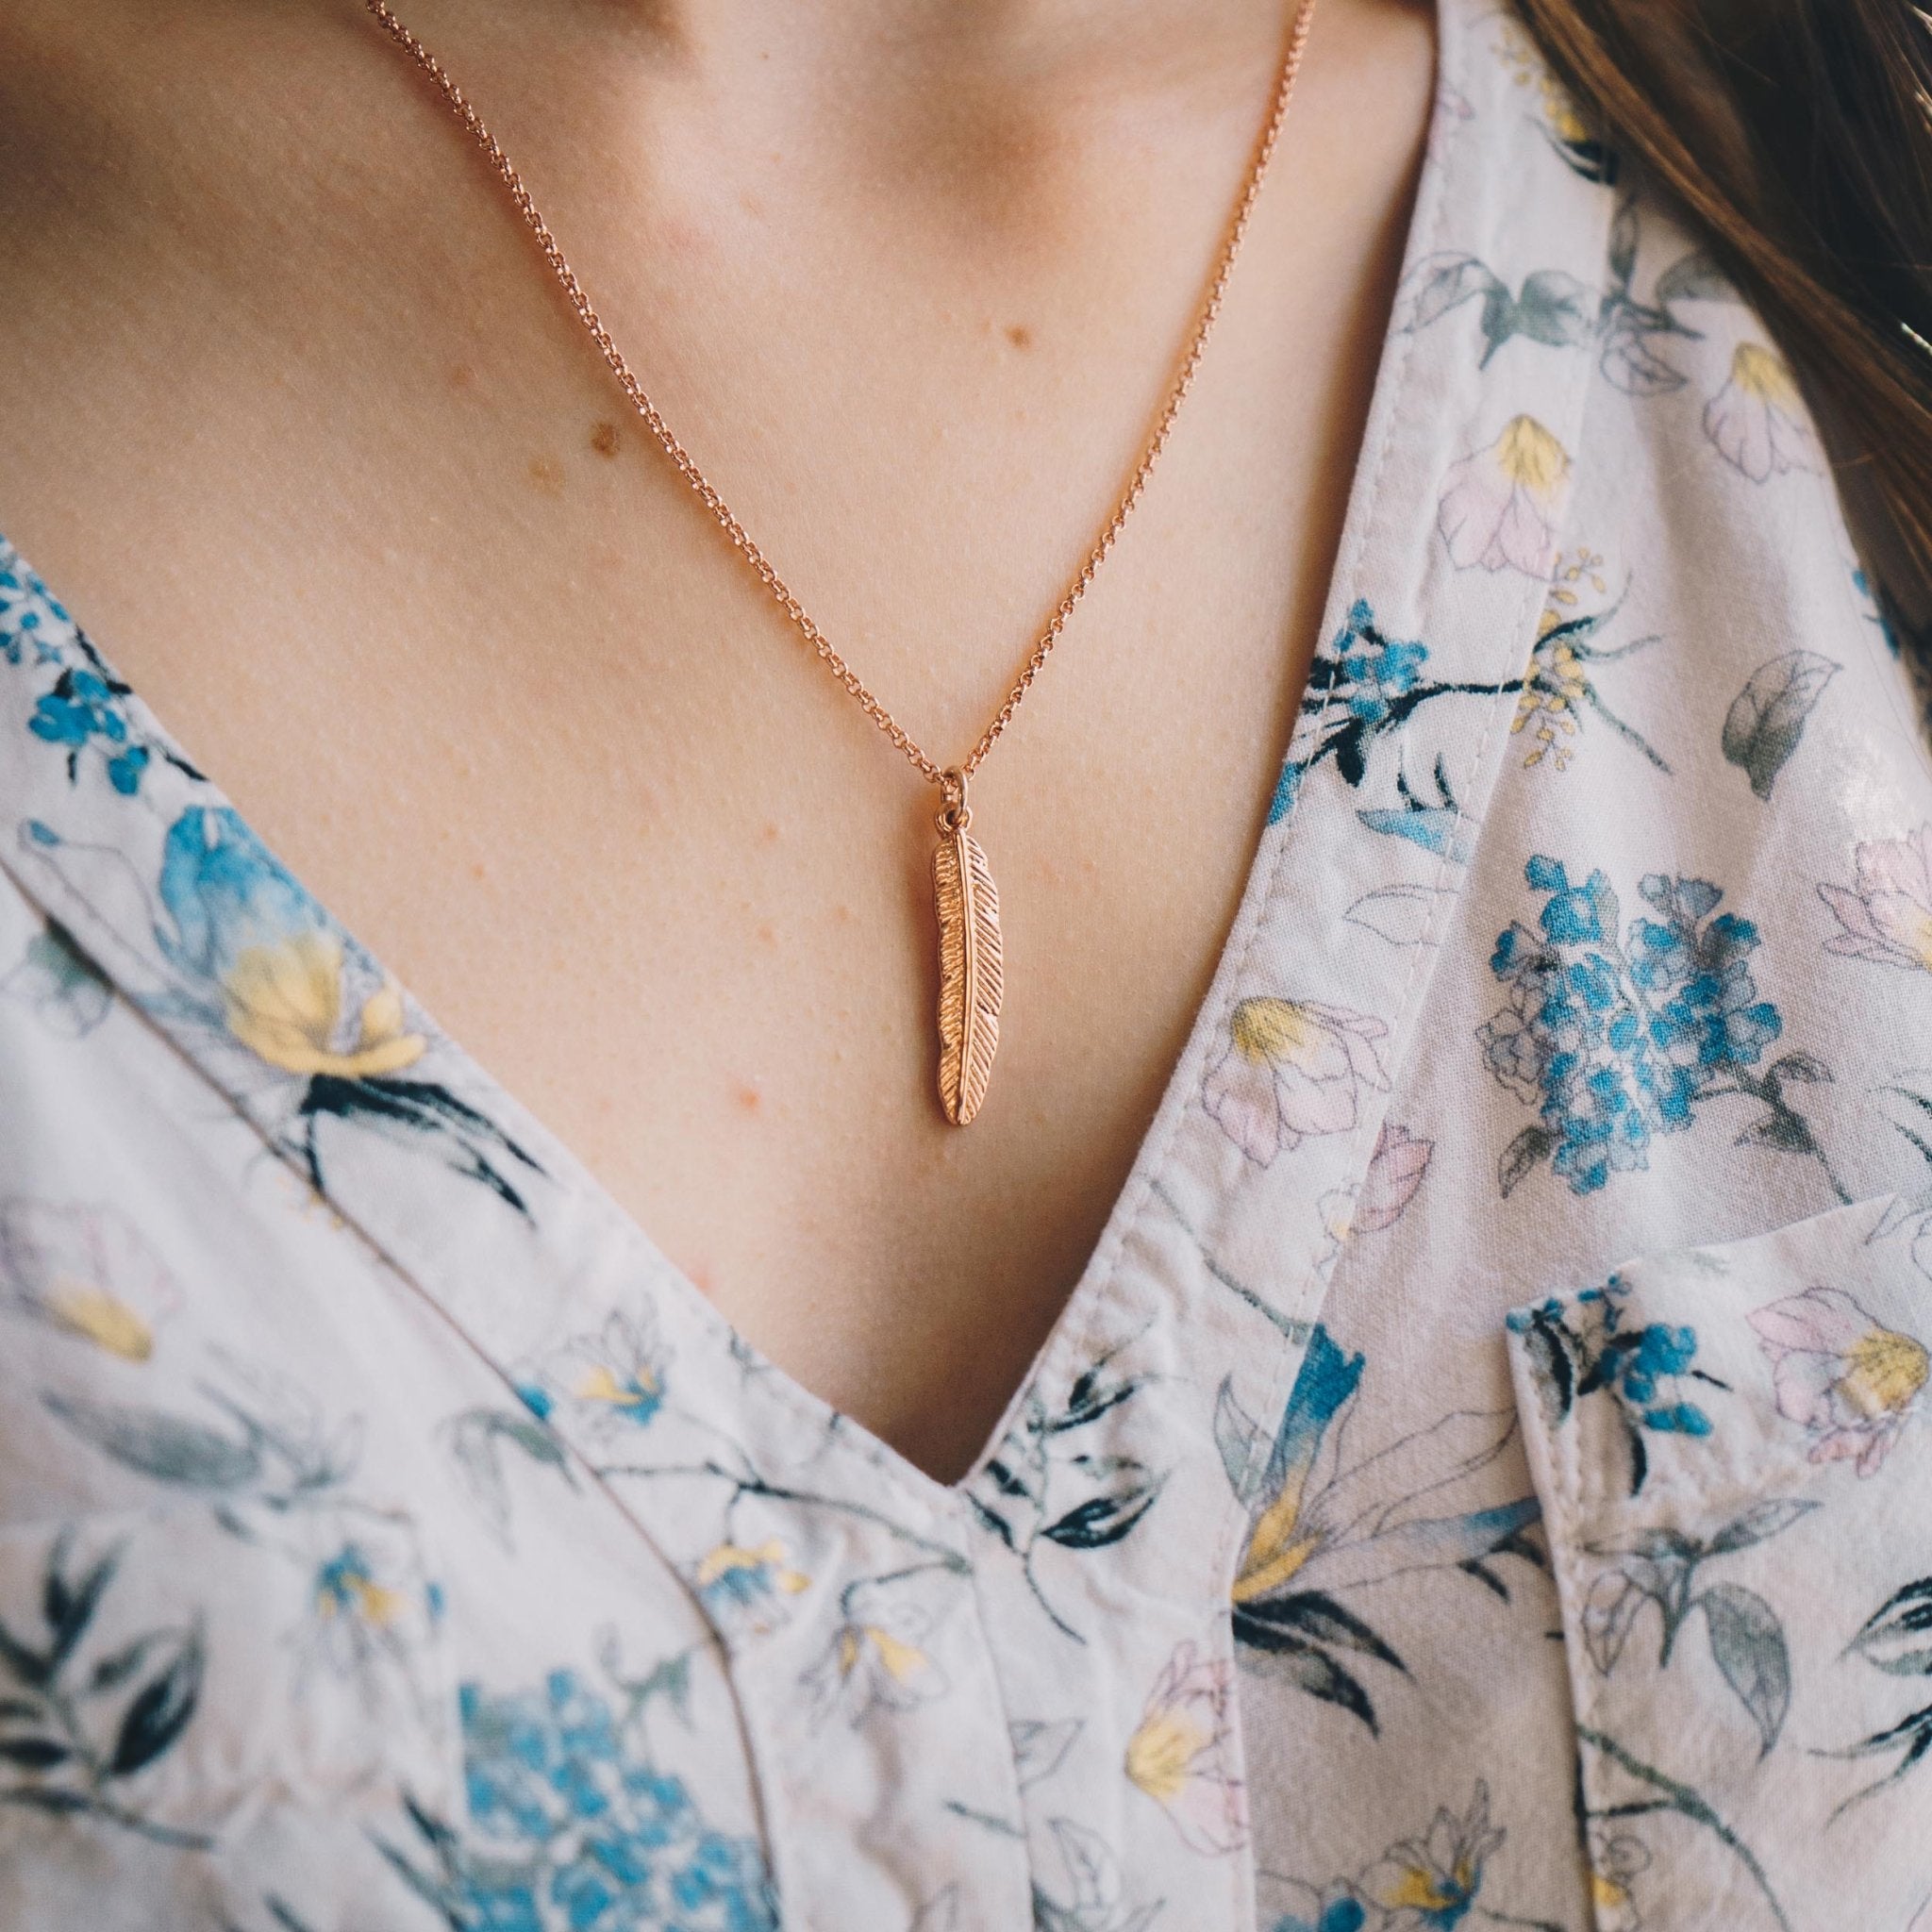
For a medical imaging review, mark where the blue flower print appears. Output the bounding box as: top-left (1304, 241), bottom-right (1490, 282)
top-left (1224, 1328), bottom-right (1541, 1730)
top-left (1508, 1277), bottom-right (1727, 1492)
top-left (1356, 1780), bottom-right (1504, 1930)
top-left (1603, 1315), bottom-right (1709, 1434)
top-left (0, 542), bottom-right (70, 667)
top-left (23, 641), bottom-right (199, 796)
top-left (1336, 610), bottom-right (1429, 726)
top-left (1266, 601), bottom-right (1521, 828)
top-left (2, 538), bottom-right (199, 794)
top-left (156, 806), bottom-right (358, 1003)
top-left (691, 1541), bottom-right (811, 1642)
top-left (1481, 856), bottom-right (1845, 1200)
top-left (518, 1312), bottom-right (669, 1455)
top-left (29, 668), bottom-right (151, 794)
top-left (1268, 1783), bottom-right (1527, 1932)
top-left (379, 1668), bottom-right (776, 1932)
top-left (1267, 756), bottom-right (1308, 828)
top-left (1270, 1901), bottom-right (1365, 1932)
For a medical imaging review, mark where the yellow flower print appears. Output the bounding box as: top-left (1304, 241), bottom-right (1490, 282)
top-left (1588, 1824), bottom-right (1651, 1932)
top-left (41, 1285), bottom-right (153, 1359)
top-left (1358, 1781), bottom-right (1504, 1927)
top-left (130, 804), bottom-right (541, 1208)
top-left (0, 1199), bottom-right (180, 1361)
top-left (286, 1508), bottom-right (442, 1721)
top-left (1703, 341), bottom-right (1820, 482)
top-left (1494, 20), bottom-right (1616, 179)
top-left (841, 1623), bottom-right (922, 1684)
top-left (805, 1578), bottom-right (950, 1727)
top-left (1750, 1286), bottom-right (1928, 1475)
top-left (1494, 414), bottom-right (1569, 492)
top-left (1206, 997), bottom-right (1391, 1168)
top-left (1437, 416), bottom-right (1571, 577)
top-left (1513, 639), bottom-right (1584, 759)
top-left (521, 1309), bottom-right (670, 1450)
top-left (224, 932), bottom-right (425, 1077)
top-left (1733, 341), bottom-right (1801, 407)
top-left (1514, 591), bottom-right (1593, 771)
top-left (573, 1360), bottom-right (661, 1414)
top-left (316, 1553), bottom-right (406, 1628)
top-left (1225, 1329), bottom-right (1541, 1734)
top-left (694, 1540), bottom-right (810, 1640)
top-left (1124, 1640), bottom-right (1247, 1856)
top-left (1844, 1326), bottom-right (1931, 1414)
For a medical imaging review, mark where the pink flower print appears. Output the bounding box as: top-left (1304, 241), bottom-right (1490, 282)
top-left (1352, 1124), bottom-right (1434, 1235)
top-left (1124, 1640), bottom-right (1248, 1856)
top-left (1818, 825), bottom-right (1932, 974)
top-left (1437, 415), bottom-right (1571, 576)
top-left (1206, 998), bottom-right (1391, 1168)
top-left (1749, 1286), bottom-right (1928, 1475)
top-left (1703, 342), bottom-right (1820, 481)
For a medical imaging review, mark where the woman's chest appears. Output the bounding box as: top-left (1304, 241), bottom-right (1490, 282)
top-left (0, 0), bottom-right (1436, 1477)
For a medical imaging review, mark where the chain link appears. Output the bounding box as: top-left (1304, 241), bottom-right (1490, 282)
top-left (362, 0), bottom-right (1318, 790)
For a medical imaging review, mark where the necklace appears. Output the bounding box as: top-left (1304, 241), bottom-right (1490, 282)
top-left (361, 0), bottom-right (1319, 1124)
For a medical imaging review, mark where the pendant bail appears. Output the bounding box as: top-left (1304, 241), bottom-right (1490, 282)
top-left (936, 767), bottom-right (972, 835)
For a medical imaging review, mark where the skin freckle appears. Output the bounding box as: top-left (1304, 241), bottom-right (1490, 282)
top-left (733, 1083), bottom-right (761, 1113)
top-left (757, 922), bottom-right (776, 946)
top-left (528, 456), bottom-right (565, 493)
top-left (449, 361), bottom-right (477, 390)
top-left (759, 821), bottom-right (781, 843)
top-left (590, 421), bottom-right (621, 457)
top-left (1005, 323), bottom-right (1033, 350)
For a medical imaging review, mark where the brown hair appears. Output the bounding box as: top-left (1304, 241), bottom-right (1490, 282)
top-left (1516, 0), bottom-right (1932, 671)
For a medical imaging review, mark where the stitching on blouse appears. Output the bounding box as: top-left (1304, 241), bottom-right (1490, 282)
top-left (1548, 1322), bottom-right (1610, 1927)
top-left (959, 1522), bottom-right (1067, 1925)
top-left (1562, 1435), bottom-right (1822, 1528)
top-left (1212, 0), bottom-right (1474, 1529)
top-left (982, 4), bottom-right (1458, 1540)
top-left (1224, 47), bottom-right (1620, 1531)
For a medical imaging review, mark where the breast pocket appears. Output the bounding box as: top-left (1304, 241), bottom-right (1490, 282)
top-left (1507, 1197), bottom-right (1932, 1932)
top-left (0, 1497), bottom-right (461, 1930)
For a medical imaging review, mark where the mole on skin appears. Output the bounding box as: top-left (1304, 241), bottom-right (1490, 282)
top-left (591, 421), bottom-right (621, 457)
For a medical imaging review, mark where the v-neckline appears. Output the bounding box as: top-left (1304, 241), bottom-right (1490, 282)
top-left (0, 0), bottom-right (1606, 1533)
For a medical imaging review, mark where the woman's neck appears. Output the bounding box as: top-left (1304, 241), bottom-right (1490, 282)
top-left (384, 0), bottom-right (1299, 165)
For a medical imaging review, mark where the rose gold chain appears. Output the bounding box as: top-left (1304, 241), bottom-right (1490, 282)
top-left (362, 0), bottom-right (1318, 791)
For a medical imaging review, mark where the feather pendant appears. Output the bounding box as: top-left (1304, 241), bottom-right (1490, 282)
top-left (932, 816), bottom-right (1004, 1125)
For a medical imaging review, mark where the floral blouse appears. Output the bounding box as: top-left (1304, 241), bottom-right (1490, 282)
top-left (4, 3), bottom-right (1932, 1929)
